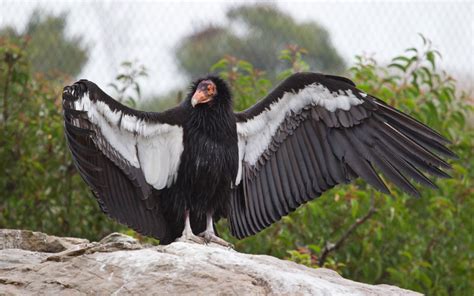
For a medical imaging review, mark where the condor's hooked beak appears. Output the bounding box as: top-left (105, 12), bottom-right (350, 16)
top-left (191, 80), bottom-right (217, 107)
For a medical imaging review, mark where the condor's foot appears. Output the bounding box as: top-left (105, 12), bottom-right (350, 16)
top-left (175, 209), bottom-right (205, 244)
top-left (198, 230), bottom-right (234, 248)
top-left (175, 231), bottom-right (205, 244)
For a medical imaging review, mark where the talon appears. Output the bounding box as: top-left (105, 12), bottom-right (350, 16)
top-left (198, 230), bottom-right (234, 248)
top-left (175, 233), bottom-right (205, 244)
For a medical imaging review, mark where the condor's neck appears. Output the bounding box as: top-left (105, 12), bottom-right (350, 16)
top-left (186, 103), bottom-right (236, 141)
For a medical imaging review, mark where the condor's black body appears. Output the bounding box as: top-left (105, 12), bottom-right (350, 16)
top-left (62, 72), bottom-right (456, 245)
top-left (159, 77), bottom-right (239, 243)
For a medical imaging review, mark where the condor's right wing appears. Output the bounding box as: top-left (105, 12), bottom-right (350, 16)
top-left (62, 80), bottom-right (184, 240)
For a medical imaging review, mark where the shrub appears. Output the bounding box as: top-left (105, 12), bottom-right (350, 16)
top-left (0, 36), bottom-right (123, 240)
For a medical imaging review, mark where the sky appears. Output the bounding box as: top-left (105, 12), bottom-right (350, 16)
top-left (1, 0), bottom-right (473, 97)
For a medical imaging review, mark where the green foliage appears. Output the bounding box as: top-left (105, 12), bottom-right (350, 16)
top-left (108, 60), bottom-right (148, 108)
top-left (214, 37), bottom-right (473, 295)
top-left (0, 10), bottom-right (88, 77)
top-left (277, 44), bottom-right (310, 80)
top-left (211, 55), bottom-right (271, 111)
top-left (175, 4), bottom-right (345, 81)
top-left (0, 36), bottom-right (122, 240)
top-left (211, 45), bottom-right (311, 111)
top-left (139, 90), bottom-right (184, 112)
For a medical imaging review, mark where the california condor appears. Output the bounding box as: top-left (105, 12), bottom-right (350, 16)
top-left (62, 73), bottom-right (456, 246)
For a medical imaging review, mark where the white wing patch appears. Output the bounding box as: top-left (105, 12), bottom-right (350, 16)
top-left (235, 137), bottom-right (245, 185)
top-left (74, 92), bottom-right (183, 190)
top-left (236, 83), bottom-right (364, 175)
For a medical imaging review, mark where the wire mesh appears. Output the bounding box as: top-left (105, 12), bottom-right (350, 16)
top-left (1, 0), bottom-right (472, 98)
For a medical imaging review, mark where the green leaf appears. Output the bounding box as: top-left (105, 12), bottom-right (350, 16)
top-left (420, 66), bottom-right (433, 87)
top-left (388, 63), bottom-right (406, 72)
top-left (351, 199), bottom-right (359, 218)
top-left (426, 51), bottom-right (436, 69)
top-left (237, 60), bottom-right (253, 73)
top-left (392, 56), bottom-right (412, 64)
top-left (210, 58), bottom-right (229, 72)
top-left (419, 271), bottom-right (433, 288)
top-left (277, 69), bottom-right (293, 81)
top-left (418, 33), bottom-right (428, 45)
top-left (405, 47), bottom-right (418, 54)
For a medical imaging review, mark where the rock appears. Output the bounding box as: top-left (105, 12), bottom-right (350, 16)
top-left (45, 232), bottom-right (142, 263)
top-left (0, 229), bottom-right (421, 295)
top-left (0, 229), bottom-right (88, 253)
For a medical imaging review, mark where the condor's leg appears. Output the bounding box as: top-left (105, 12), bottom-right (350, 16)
top-left (175, 210), bottom-right (204, 244)
top-left (198, 212), bottom-right (233, 248)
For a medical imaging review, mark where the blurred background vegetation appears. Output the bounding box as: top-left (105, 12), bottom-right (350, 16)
top-left (175, 5), bottom-right (345, 80)
top-left (1, 3), bottom-right (473, 295)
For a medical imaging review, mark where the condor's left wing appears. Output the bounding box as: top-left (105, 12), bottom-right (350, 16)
top-left (228, 72), bottom-right (456, 239)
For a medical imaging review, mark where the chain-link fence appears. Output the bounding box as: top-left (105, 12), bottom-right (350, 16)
top-left (1, 0), bottom-right (473, 98)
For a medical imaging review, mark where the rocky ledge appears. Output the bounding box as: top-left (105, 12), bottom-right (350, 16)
top-left (0, 229), bottom-right (420, 295)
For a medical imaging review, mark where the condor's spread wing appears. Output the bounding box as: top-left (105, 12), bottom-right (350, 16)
top-left (229, 72), bottom-right (456, 239)
top-left (62, 80), bottom-right (184, 240)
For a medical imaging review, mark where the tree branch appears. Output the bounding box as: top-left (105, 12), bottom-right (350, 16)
top-left (318, 194), bottom-right (377, 267)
